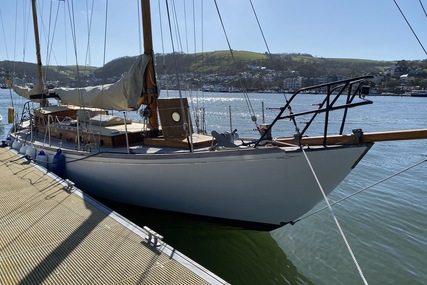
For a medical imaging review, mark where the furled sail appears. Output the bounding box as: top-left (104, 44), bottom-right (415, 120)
top-left (13, 78), bottom-right (45, 103)
top-left (53, 54), bottom-right (150, 111)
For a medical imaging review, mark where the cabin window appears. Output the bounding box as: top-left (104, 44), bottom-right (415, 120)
top-left (171, 111), bottom-right (181, 122)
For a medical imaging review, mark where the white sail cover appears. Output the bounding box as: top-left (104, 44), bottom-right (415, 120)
top-left (13, 78), bottom-right (45, 102)
top-left (53, 54), bottom-right (150, 111)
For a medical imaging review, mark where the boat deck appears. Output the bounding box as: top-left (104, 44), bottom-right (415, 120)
top-left (0, 147), bottom-right (228, 284)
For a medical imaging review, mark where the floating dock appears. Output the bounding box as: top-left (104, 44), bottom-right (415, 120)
top-left (0, 147), bottom-right (228, 284)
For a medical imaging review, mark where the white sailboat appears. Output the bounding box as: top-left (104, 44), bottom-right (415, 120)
top-left (7, 0), bottom-right (427, 230)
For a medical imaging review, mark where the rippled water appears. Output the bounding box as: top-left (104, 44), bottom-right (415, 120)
top-left (1, 89), bottom-right (426, 284)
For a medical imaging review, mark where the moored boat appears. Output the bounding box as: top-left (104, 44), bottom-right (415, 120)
top-left (410, 90), bottom-right (427, 97)
top-left (6, 0), bottom-right (427, 230)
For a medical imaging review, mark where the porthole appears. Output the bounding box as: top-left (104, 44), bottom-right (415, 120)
top-left (171, 111), bottom-right (181, 122)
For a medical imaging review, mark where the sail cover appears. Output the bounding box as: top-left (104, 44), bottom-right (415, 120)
top-left (52, 54), bottom-right (150, 111)
top-left (13, 78), bottom-right (45, 102)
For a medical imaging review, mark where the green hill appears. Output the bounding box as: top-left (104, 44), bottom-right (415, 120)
top-left (1, 51), bottom-right (426, 88)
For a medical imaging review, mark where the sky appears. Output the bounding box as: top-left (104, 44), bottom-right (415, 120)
top-left (0, 0), bottom-right (426, 67)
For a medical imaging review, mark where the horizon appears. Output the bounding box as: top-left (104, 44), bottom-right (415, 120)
top-left (0, 0), bottom-right (426, 67)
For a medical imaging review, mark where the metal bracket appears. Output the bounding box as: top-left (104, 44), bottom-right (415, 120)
top-left (351, 129), bottom-right (364, 144)
top-left (64, 179), bottom-right (75, 192)
top-left (143, 226), bottom-right (163, 247)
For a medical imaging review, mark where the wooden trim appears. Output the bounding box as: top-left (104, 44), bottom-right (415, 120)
top-left (273, 128), bottom-right (427, 146)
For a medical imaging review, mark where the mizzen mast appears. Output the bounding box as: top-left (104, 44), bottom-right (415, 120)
top-left (138, 0), bottom-right (159, 135)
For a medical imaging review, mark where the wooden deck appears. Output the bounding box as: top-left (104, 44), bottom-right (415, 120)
top-left (0, 147), bottom-right (228, 284)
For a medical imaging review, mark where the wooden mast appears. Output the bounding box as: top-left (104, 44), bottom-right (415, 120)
top-left (31, 0), bottom-right (46, 106)
top-left (138, 0), bottom-right (159, 135)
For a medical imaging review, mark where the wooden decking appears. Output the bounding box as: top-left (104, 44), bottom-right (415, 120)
top-left (0, 147), bottom-right (227, 284)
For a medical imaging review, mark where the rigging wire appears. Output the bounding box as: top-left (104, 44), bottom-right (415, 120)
top-left (165, 0), bottom-right (184, 101)
top-left (301, 147), bottom-right (369, 285)
top-left (63, 2), bottom-right (68, 66)
top-left (157, 0), bottom-right (169, 98)
top-left (100, 0), bottom-right (110, 112)
top-left (419, 0), bottom-right (427, 18)
top-left (13, 1), bottom-right (18, 72)
top-left (165, 0), bottom-right (193, 150)
top-left (65, 0), bottom-right (84, 108)
top-left (137, 0), bottom-right (142, 54)
top-left (183, 0), bottom-right (189, 53)
top-left (84, 0), bottom-right (96, 68)
top-left (248, 0), bottom-right (271, 59)
top-left (22, 2), bottom-right (31, 69)
top-left (161, 0), bottom-right (196, 115)
top-left (182, 0), bottom-right (197, 131)
top-left (0, 6), bottom-right (14, 109)
top-left (190, 0), bottom-right (204, 134)
top-left (213, 0), bottom-right (259, 131)
top-left (293, 157), bottom-right (427, 224)
top-left (392, 0), bottom-right (427, 56)
top-left (0, 9), bottom-right (10, 60)
top-left (200, 0), bottom-right (206, 134)
top-left (43, 0), bottom-right (63, 82)
top-left (248, 0), bottom-right (295, 131)
top-left (45, 0), bottom-right (53, 70)
top-left (170, 0), bottom-right (184, 52)
top-left (9, 0), bottom-right (20, 109)
top-left (177, 0), bottom-right (202, 134)
top-left (200, 0), bottom-right (204, 56)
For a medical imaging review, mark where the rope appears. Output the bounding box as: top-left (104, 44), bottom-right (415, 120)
top-left (295, 156), bottom-right (427, 223)
top-left (301, 146), bottom-right (369, 285)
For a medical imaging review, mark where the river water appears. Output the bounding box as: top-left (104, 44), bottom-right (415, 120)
top-left (1, 88), bottom-right (426, 284)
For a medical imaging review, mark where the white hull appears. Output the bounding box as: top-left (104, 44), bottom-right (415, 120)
top-left (14, 139), bottom-right (372, 229)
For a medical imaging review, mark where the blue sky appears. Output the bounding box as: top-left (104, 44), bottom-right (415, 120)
top-left (1, 0), bottom-right (426, 67)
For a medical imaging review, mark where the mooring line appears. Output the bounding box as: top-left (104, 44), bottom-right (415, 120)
top-left (295, 157), bottom-right (427, 224)
top-left (301, 146), bottom-right (369, 285)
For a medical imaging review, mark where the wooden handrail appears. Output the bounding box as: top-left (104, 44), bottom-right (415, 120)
top-left (272, 128), bottom-right (427, 146)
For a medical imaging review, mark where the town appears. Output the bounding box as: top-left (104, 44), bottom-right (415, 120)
top-left (1, 52), bottom-right (426, 96)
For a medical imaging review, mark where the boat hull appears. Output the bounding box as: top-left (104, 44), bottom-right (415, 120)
top-left (23, 142), bottom-right (372, 229)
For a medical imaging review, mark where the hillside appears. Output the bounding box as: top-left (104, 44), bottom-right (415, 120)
top-left (0, 60), bottom-right (96, 86)
top-left (1, 51), bottom-right (426, 89)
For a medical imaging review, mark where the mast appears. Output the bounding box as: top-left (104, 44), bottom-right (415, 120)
top-left (138, 0), bottom-right (159, 134)
top-left (31, 0), bottom-right (46, 106)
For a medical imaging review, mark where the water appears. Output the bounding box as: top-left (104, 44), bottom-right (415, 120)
top-left (1, 89), bottom-right (427, 284)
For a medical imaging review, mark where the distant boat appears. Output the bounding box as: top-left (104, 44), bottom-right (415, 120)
top-left (7, 0), bottom-right (427, 230)
top-left (410, 90), bottom-right (427, 97)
